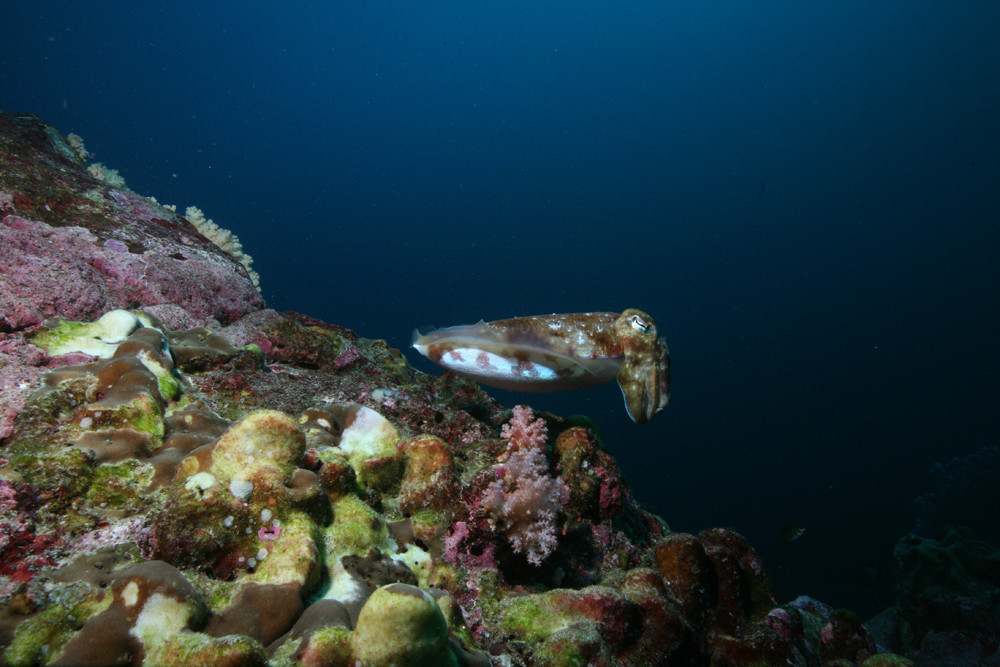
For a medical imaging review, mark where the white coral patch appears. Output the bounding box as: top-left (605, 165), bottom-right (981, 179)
top-left (121, 581), bottom-right (140, 607)
top-left (322, 557), bottom-right (366, 604)
top-left (229, 479), bottom-right (253, 500)
top-left (391, 543), bottom-right (432, 588)
top-left (338, 406), bottom-right (399, 461)
top-left (131, 593), bottom-right (190, 645)
top-left (38, 310), bottom-right (142, 358)
top-left (184, 472), bottom-right (217, 493)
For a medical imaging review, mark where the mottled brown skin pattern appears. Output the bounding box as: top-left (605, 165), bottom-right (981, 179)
top-left (614, 308), bottom-right (670, 424)
top-left (416, 309), bottom-right (670, 421)
top-left (485, 312), bottom-right (623, 360)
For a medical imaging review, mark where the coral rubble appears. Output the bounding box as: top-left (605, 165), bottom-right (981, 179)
top-left (0, 110), bottom-right (913, 665)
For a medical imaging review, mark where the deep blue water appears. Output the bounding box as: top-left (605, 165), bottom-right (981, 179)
top-left (3, 2), bottom-right (999, 617)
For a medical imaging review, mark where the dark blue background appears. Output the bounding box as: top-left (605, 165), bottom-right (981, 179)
top-left (4, 2), bottom-right (999, 617)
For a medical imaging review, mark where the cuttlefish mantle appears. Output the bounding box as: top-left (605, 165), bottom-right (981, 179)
top-left (412, 308), bottom-right (670, 424)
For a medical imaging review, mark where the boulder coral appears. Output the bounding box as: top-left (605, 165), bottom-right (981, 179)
top-left (0, 110), bottom-right (917, 665)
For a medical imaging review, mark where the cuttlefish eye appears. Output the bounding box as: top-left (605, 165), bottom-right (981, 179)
top-left (629, 314), bottom-right (653, 335)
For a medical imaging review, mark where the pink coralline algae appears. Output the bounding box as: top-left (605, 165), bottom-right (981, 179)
top-left (0, 112), bottom-right (263, 331)
top-left (443, 520), bottom-right (496, 570)
top-left (333, 345), bottom-right (361, 368)
top-left (103, 238), bottom-right (129, 252)
top-left (766, 607), bottom-right (796, 640)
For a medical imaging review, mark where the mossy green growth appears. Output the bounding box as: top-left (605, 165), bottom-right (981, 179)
top-left (156, 369), bottom-right (182, 402)
top-left (859, 654), bottom-right (915, 667)
top-left (94, 391), bottom-right (166, 445)
top-left (317, 448), bottom-right (351, 468)
top-left (497, 595), bottom-right (567, 644)
top-left (164, 393), bottom-right (198, 417)
top-left (29, 310), bottom-right (140, 358)
top-left (209, 410), bottom-right (304, 486)
top-left (534, 624), bottom-right (603, 667)
top-left (197, 573), bottom-right (240, 614)
top-left (472, 568), bottom-right (504, 611)
top-left (142, 630), bottom-right (267, 666)
top-left (250, 510), bottom-right (320, 589)
top-left (356, 454), bottom-right (405, 495)
top-left (242, 342), bottom-right (263, 356)
top-left (409, 508), bottom-right (449, 544)
top-left (6, 440), bottom-right (93, 501)
top-left (325, 494), bottom-right (394, 558)
top-left (129, 345), bottom-right (182, 403)
top-left (260, 319), bottom-right (347, 367)
top-left (271, 625), bottom-right (351, 667)
top-left (238, 343), bottom-right (265, 365)
top-left (538, 646), bottom-right (589, 667)
top-left (268, 632), bottom-right (303, 667)
top-left (14, 383), bottom-right (91, 434)
top-left (85, 460), bottom-right (155, 510)
top-left (4, 584), bottom-right (109, 667)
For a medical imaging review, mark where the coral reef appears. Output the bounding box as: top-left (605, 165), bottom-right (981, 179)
top-left (891, 528), bottom-right (1000, 666)
top-left (914, 444), bottom-right (1000, 545)
top-left (0, 111), bottom-right (915, 665)
top-left (0, 111), bottom-right (264, 334)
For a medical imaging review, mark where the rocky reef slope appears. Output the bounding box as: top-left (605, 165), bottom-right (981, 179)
top-left (0, 110), bottom-right (913, 666)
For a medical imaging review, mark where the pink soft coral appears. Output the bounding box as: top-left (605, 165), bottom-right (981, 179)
top-left (481, 406), bottom-right (569, 565)
top-left (499, 404), bottom-right (548, 456)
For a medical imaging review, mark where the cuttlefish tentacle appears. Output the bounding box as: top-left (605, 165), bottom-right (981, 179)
top-left (613, 309), bottom-right (671, 424)
top-left (412, 307), bottom-right (670, 424)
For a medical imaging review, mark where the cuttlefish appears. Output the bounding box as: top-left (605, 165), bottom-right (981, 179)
top-left (412, 308), bottom-right (670, 424)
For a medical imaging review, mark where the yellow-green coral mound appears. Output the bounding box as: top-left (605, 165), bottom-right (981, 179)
top-left (351, 583), bottom-right (457, 667)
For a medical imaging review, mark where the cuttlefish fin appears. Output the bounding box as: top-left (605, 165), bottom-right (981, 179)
top-left (614, 309), bottom-right (671, 424)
